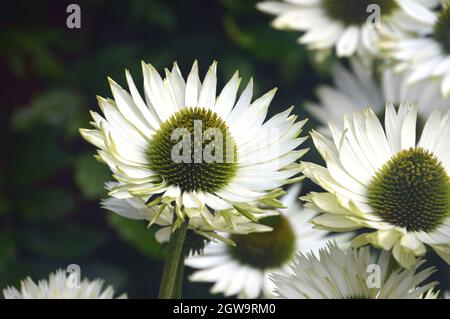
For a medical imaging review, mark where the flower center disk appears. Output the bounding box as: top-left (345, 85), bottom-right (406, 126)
top-left (147, 107), bottom-right (238, 193)
top-left (368, 147), bottom-right (450, 232)
top-left (228, 215), bottom-right (296, 269)
top-left (433, 7), bottom-right (450, 54)
top-left (323, 0), bottom-right (397, 26)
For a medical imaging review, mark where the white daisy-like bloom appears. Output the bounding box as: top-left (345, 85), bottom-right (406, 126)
top-left (257, 0), bottom-right (439, 58)
top-left (306, 59), bottom-right (449, 132)
top-left (80, 61), bottom-right (307, 236)
top-left (423, 289), bottom-right (441, 299)
top-left (3, 269), bottom-right (126, 299)
top-left (102, 182), bottom-right (276, 244)
top-left (185, 184), bottom-right (351, 299)
top-left (272, 242), bottom-right (437, 299)
top-left (301, 103), bottom-right (450, 268)
top-left (381, 3), bottom-right (450, 97)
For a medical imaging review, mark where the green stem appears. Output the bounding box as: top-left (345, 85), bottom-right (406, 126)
top-left (158, 220), bottom-right (188, 299)
top-left (172, 255), bottom-right (185, 298)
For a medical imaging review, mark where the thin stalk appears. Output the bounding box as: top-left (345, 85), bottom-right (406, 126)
top-left (158, 220), bottom-right (188, 299)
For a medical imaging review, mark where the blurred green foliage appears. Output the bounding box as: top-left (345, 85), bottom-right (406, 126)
top-left (0, 0), bottom-right (447, 298)
top-left (108, 214), bottom-right (165, 260)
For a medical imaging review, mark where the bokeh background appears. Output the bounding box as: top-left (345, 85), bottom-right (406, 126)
top-left (1, 0), bottom-right (448, 298)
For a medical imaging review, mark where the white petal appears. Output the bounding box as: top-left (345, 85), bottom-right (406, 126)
top-left (336, 26), bottom-right (359, 57)
top-left (198, 62), bottom-right (217, 109)
top-left (185, 61), bottom-right (201, 107)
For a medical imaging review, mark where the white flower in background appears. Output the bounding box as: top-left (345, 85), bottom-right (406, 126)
top-left (302, 104), bottom-right (450, 268)
top-left (306, 59), bottom-right (449, 132)
top-left (102, 182), bottom-right (276, 243)
top-left (272, 243), bottom-right (437, 299)
top-left (381, 3), bottom-right (450, 97)
top-left (3, 270), bottom-right (126, 299)
top-left (423, 289), bottom-right (441, 299)
top-left (80, 61), bottom-right (307, 235)
top-left (257, 0), bottom-right (439, 58)
top-left (185, 185), bottom-right (351, 299)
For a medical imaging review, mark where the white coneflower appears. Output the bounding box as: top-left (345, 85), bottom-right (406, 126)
top-left (302, 104), bottom-right (450, 268)
top-left (3, 269), bottom-right (126, 299)
top-left (80, 61), bottom-right (308, 235)
top-left (381, 3), bottom-right (450, 97)
top-left (185, 185), bottom-right (351, 298)
top-left (257, 0), bottom-right (439, 58)
top-left (306, 59), bottom-right (449, 132)
top-left (272, 243), bottom-right (437, 299)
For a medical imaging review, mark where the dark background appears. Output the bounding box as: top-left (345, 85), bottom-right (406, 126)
top-left (0, 0), bottom-right (448, 298)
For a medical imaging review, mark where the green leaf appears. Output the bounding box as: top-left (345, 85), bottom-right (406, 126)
top-left (0, 231), bottom-right (19, 289)
top-left (0, 231), bottom-right (17, 272)
top-left (307, 51), bottom-right (337, 77)
top-left (16, 187), bottom-right (76, 221)
top-left (22, 224), bottom-right (105, 259)
top-left (129, 0), bottom-right (177, 31)
top-left (11, 89), bottom-right (87, 139)
top-left (108, 214), bottom-right (165, 260)
top-left (0, 192), bottom-right (10, 217)
top-left (0, 28), bottom-right (67, 79)
top-left (72, 45), bottom-right (140, 96)
top-left (74, 154), bottom-right (110, 199)
top-left (82, 263), bottom-right (129, 293)
top-left (7, 127), bottom-right (72, 187)
top-left (223, 15), bottom-right (306, 62)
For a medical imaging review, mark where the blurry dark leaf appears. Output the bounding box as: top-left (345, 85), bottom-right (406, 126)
top-left (108, 214), bottom-right (165, 260)
top-left (223, 15), bottom-right (305, 62)
top-left (73, 45), bottom-right (140, 96)
top-left (0, 28), bottom-right (66, 79)
top-left (129, 0), bottom-right (176, 31)
top-left (308, 51), bottom-right (337, 77)
top-left (83, 262), bottom-right (129, 293)
top-left (221, 0), bottom-right (258, 12)
top-left (0, 230), bottom-right (24, 290)
top-left (0, 231), bottom-right (17, 274)
top-left (16, 187), bottom-right (76, 221)
top-left (7, 127), bottom-right (72, 186)
top-left (74, 154), bottom-right (110, 199)
top-left (220, 55), bottom-right (255, 82)
top-left (0, 193), bottom-right (10, 216)
top-left (11, 89), bottom-right (87, 139)
top-left (22, 224), bottom-right (105, 259)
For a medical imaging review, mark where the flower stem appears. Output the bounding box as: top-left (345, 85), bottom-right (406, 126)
top-left (172, 255), bottom-right (185, 298)
top-left (158, 220), bottom-right (188, 299)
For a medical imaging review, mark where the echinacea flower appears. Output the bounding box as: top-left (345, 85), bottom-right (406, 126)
top-left (272, 242), bottom-right (437, 299)
top-left (302, 104), bottom-right (450, 268)
top-left (306, 59), bottom-right (449, 132)
top-left (257, 0), bottom-right (439, 58)
top-left (185, 185), bottom-right (351, 298)
top-left (381, 3), bottom-right (450, 97)
top-left (3, 269), bottom-right (126, 299)
top-left (80, 61), bottom-right (307, 235)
